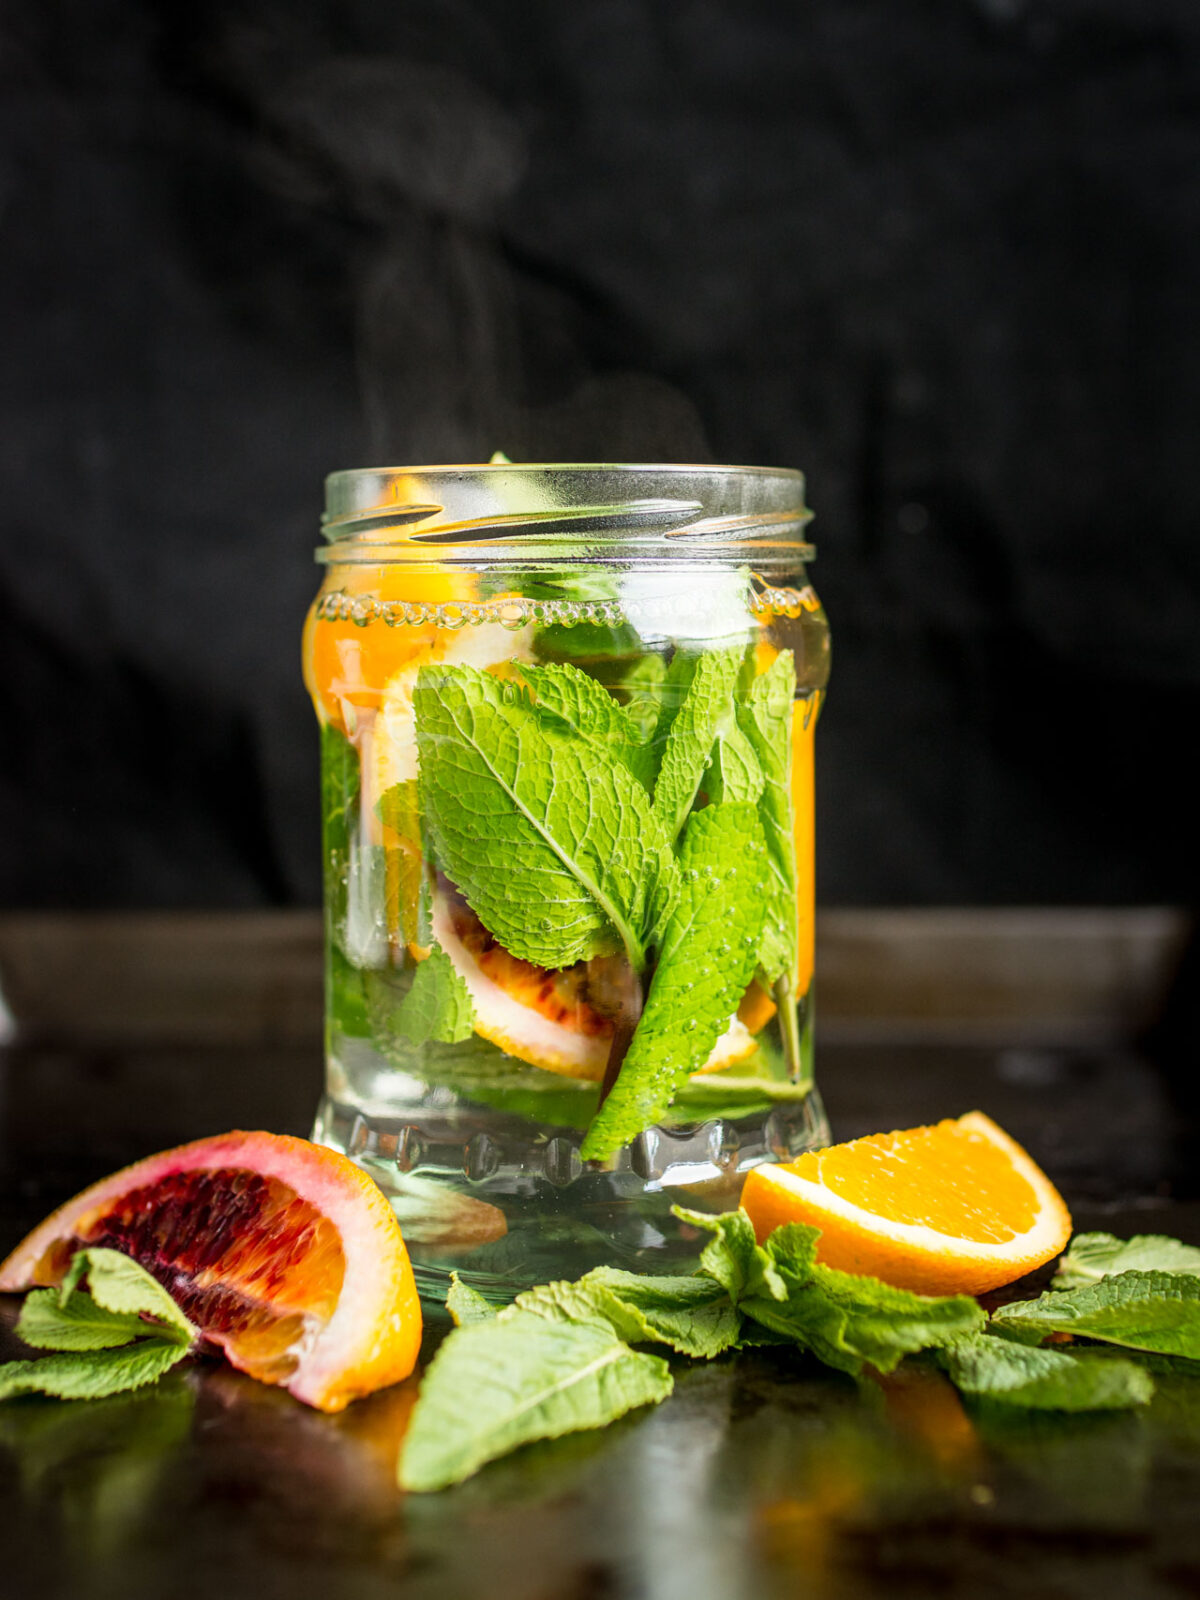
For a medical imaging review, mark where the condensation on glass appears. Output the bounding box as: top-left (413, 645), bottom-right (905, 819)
top-left (303, 464), bottom-right (831, 1301)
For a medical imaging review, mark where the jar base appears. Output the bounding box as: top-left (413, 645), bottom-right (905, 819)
top-left (312, 1089), bottom-right (830, 1304)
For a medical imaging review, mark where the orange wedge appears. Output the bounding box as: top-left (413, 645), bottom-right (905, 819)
top-left (740, 1111), bottom-right (1072, 1296)
top-left (0, 1131), bottom-right (422, 1412)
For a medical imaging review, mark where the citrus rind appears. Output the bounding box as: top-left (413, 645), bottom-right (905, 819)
top-left (740, 1111), bottom-right (1072, 1296)
top-left (0, 1131), bottom-right (422, 1413)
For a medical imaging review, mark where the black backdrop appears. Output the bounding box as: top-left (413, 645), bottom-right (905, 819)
top-left (2, 0), bottom-right (1198, 908)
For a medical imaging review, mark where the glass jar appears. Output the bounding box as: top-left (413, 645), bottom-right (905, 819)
top-left (304, 464), bottom-right (830, 1301)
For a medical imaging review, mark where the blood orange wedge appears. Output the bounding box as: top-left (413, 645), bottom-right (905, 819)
top-left (0, 1131), bottom-right (422, 1413)
top-left (739, 1111), bottom-right (1072, 1296)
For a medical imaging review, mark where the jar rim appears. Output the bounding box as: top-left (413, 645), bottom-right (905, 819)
top-left (319, 462), bottom-right (815, 567)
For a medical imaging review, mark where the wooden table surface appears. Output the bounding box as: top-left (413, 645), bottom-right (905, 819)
top-left (0, 910), bottom-right (1197, 1600)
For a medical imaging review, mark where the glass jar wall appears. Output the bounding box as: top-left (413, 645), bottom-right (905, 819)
top-left (304, 465), bottom-right (830, 1301)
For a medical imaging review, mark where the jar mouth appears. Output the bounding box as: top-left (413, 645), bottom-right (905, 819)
top-left (319, 462), bottom-right (815, 567)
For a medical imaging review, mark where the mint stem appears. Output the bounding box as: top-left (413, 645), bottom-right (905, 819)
top-left (775, 974), bottom-right (805, 1086)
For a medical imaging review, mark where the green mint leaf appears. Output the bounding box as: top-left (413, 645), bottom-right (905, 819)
top-left (742, 1263), bottom-right (986, 1377)
top-left (385, 943), bottom-right (476, 1044)
top-left (516, 1268), bottom-right (740, 1359)
top-left (398, 1310), bottom-right (673, 1491)
top-left (992, 1271), bottom-right (1200, 1359)
top-left (938, 1333), bottom-right (1155, 1410)
top-left (1053, 1233), bottom-right (1200, 1290)
top-left (375, 778), bottom-right (431, 947)
top-left (703, 717), bottom-right (764, 805)
top-left (16, 1288), bottom-right (148, 1352)
top-left (671, 1206), bottom-right (792, 1304)
top-left (321, 721), bottom-right (361, 958)
top-left (737, 652), bottom-right (798, 988)
top-left (447, 1273), bottom-right (497, 1326)
top-left (60, 1249), bottom-right (196, 1348)
top-left (0, 1339), bottom-right (188, 1402)
top-left (414, 664), bottom-right (676, 972)
top-left (376, 777), bottom-right (420, 842)
top-left (517, 662), bottom-right (656, 791)
top-left (651, 650), bottom-right (743, 838)
top-left (580, 803), bottom-right (768, 1158)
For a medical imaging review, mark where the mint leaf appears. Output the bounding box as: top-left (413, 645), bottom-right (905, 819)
top-left (59, 1249), bottom-right (196, 1348)
top-left (672, 1206), bottom-right (791, 1304)
top-left (676, 1207), bottom-right (981, 1374)
top-left (1053, 1233), bottom-right (1200, 1290)
top-left (651, 650), bottom-right (743, 839)
top-left (385, 943), bottom-right (476, 1044)
top-left (376, 778), bottom-right (430, 946)
top-left (321, 721), bottom-right (361, 957)
top-left (516, 1268), bottom-right (740, 1359)
top-left (0, 1340), bottom-right (187, 1401)
top-left (993, 1272), bottom-right (1200, 1359)
top-left (447, 1273), bottom-right (497, 1326)
top-left (517, 662), bottom-right (655, 790)
top-left (939, 1333), bottom-right (1155, 1410)
top-left (703, 717), bottom-right (764, 805)
top-left (398, 1310), bottom-right (673, 1491)
top-left (414, 664), bottom-right (676, 972)
top-left (737, 652), bottom-right (797, 988)
top-left (16, 1288), bottom-right (148, 1352)
top-left (581, 803), bottom-right (769, 1158)
top-left (742, 1264), bottom-right (986, 1377)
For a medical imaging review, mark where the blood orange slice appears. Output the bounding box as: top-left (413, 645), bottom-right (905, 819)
top-left (0, 1131), bottom-right (422, 1413)
top-left (432, 887), bottom-right (758, 1081)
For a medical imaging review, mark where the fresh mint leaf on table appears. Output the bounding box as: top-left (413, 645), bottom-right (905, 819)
top-left (579, 803), bottom-right (769, 1159)
top-left (746, 1264), bottom-right (985, 1378)
top-left (0, 1341), bottom-right (192, 1401)
top-left (992, 1272), bottom-right (1200, 1360)
top-left (446, 1273), bottom-right (498, 1327)
top-left (414, 663), bottom-right (678, 973)
top-left (398, 1309), bottom-right (673, 1493)
top-left (516, 1268), bottom-right (741, 1359)
top-left (674, 1206), bottom-right (983, 1375)
top-left (672, 1205), bottom-right (792, 1304)
top-left (0, 1248), bottom-right (196, 1402)
top-left (1053, 1232), bottom-right (1200, 1289)
top-left (405, 1222), bottom-right (1187, 1492)
top-left (937, 1333), bottom-right (1156, 1410)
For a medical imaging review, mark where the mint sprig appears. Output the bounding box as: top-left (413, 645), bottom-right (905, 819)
top-left (938, 1333), bottom-right (1155, 1410)
top-left (400, 1222), bottom-right (1200, 1492)
top-left (1053, 1232), bottom-right (1200, 1289)
top-left (414, 664), bottom-right (677, 974)
top-left (650, 649), bottom-right (744, 840)
top-left (0, 1248), bottom-right (196, 1402)
top-left (579, 803), bottom-right (769, 1159)
top-left (993, 1272), bottom-right (1200, 1360)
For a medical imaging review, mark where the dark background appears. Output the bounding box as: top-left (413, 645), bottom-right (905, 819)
top-left (2, 0), bottom-right (1198, 910)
